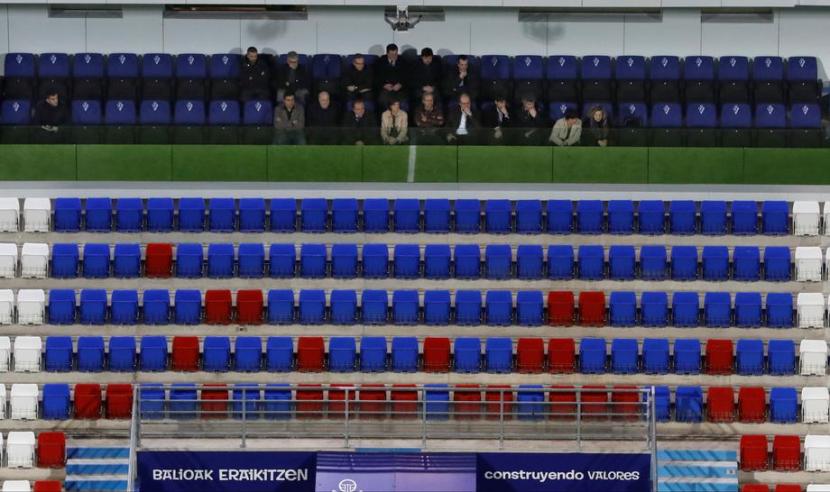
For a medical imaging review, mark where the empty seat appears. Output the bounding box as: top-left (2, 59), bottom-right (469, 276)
top-left (773, 435), bottom-right (802, 471)
top-left (298, 290), bottom-right (325, 325)
top-left (394, 199), bottom-right (420, 233)
top-left (675, 386), bottom-right (703, 422)
top-left (208, 198), bottom-right (235, 232)
top-left (145, 243), bottom-right (173, 278)
top-left (234, 336), bottom-right (262, 372)
top-left (300, 243), bottom-right (326, 278)
top-left (671, 245), bottom-right (698, 281)
top-left (485, 290), bottom-right (512, 326)
top-left (420, 245), bottom-right (450, 281)
top-left (764, 246), bottom-right (791, 282)
top-left (796, 247), bottom-right (823, 281)
top-left (734, 246), bottom-right (761, 281)
top-left (640, 245), bottom-right (667, 280)
top-left (22, 198), bottom-right (50, 233)
top-left (362, 199), bottom-right (389, 233)
top-left (269, 199), bottom-right (296, 232)
top-left (672, 291), bottom-right (699, 327)
top-left (6, 431), bottom-right (35, 467)
top-left (547, 291), bottom-right (574, 326)
top-left (735, 292), bottom-right (762, 328)
top-left (578, 291), bottom-right (605, 326)
top-left (174, 290), bottom-right (201, 324)
top-left (803, 387), bottom-right (830, 423)
top-left (362, 243), bottom-right (389, 278)
top-left (576, 200), bottom-right (603, 234)
top-left (485, 200), bottom-right (511, 233)
top-left (0, 336), bottom-right (10, 371)
top-left (793, 201), bottom-right (820, 236)
top-left (10, 384), bottom-right (38, 420)
top-left (608, 245), bottom-right (635, 281)
top-left (611, 338), bottom-right (638, 374)
top-left (142, 289), bottom-right (170, 325)
top-left (547, 245), bottom-right (574, 280)
top-left (703, 291), bottom-right (731, 327)
top-left (424, 337), bottom-right (451, 372)
top-left (17, 290), bottom-right (45, 325)
top-left (301, 199), bottom-right (327, 232)
top-left (139, 336), bottom-right (167, 371)
top-left (762, 201), bottom-right (788, 235)
top-left (732, 201), bottom-right (758, 234)
top-left (675, 338), bottom-right (702, 374)
top-left (702, 246), bottom-right (729, 281)
top-left (740, 434), bottom-right (768, 470)
top-left (546, 200), bottom-right (572, 234)
top-left (516, 338), bottom-right (544, 373)
top-left (578, 245), bottom-right (604, 280)
top-left (21, 243), bottom-right (48, 279)
top-left (769, 387), bottom-right (797, 424)
top-left (203, 336), bottom-right (231, 372)
top-left (265, 337), bottom-right (293, 372)
top-left (580, 338), bottom-right (606, 374)
top-left (641, 291), bottom-right (668, 327)
top-left (607, 200), bottom-right (634, 234)
top-left (42, 384), bottom-right (70, 420)
top-left (267, 290), bottom-right (294, 325)
top-left (706, 339), bottom-right (734, 375)
top-left (736, 338), bottom-right (764, 375)
top-left (51, 243), bottom-right (78, 279)
top-left (800, 339), bottom-right (828, 375)
top-left (178, 198), bottom-right (205, 231)
top-left (48, 289), bottom-right (75, 325)
top-left (516, 385), bottom-right (545, 421)
top-left (638, 201), bottom-right (665, 234)
top-left (172, 336), bottom-right (199, 371)
top-left (147, 199), bottom-right (175, 232)
top-left (77, 336), bottom-right (104, 371)
top-left (108, 336), bottom-right (136, 371)
top-left (738, 387), bottom-right (767, 423)
top-left (0, 244), bottom-right (17, 279)
top-left (485, 244), bottom-right (512, 280)
top-left (454, 244), bottom-right (480, 279)
top-left (516, 291), bottom-right (543, 326)
top-left (669, 201), bottom-right (696, 234)
top-left (169, 384), bottom-right (198, 419)
top-left (78, 289), bottom-right (106, 326)
top-left (391, 337), bottom-right (418, 372)
top-left (36, 433), bottom-right (65, 468)
top-left (327, 337), bottom-right (355, 373)
top-left (114, 198), bottom-right (142, 232)
top-left (609, 291), bottom-right (637, 327)
top-left (548, 338), bottom-right (575, 374)
top-left (485, 337), bottom-right (512, 373)
top-left (423, 199), bottom-right (450, 233)
top-left (797, 292), bottom-right (824, 328)
top-left (238, 243), bottom-right (265, 279)
top-left (53, 198), bottom-right (82, 232)
top-left (642, 338), bottom-right (669, 374)
top-left (361, 289), bottom-right (387, 325)
top-left (515, 200), bottom-right (542, 234)
top-left (700, 201), bottom-right (727, 235)
top-left (113, 244), bottom-right (140, 278)
top-left (268, 244), bottom-right (296, 278)
top-left (84, 197), bottom-right (112, 231)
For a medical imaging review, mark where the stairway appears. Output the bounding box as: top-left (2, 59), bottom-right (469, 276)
top-left (64, 446), bottom-right (130, 492)
top-left (657, 449), bottom-right (739, 492)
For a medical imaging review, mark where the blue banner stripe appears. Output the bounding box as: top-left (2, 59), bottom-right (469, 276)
top-left (657, 450), bottom-right (737, 462)
top-left (658, 483), bottom-right (738, 492)
top-left (64, 480), bottom-right (129, 491)
top-left (658, 466), bottom-right (737, 478)
top-left (68, 448), bottom-right (130, 460)
top-left (66, 464), bottom-right (130, 475)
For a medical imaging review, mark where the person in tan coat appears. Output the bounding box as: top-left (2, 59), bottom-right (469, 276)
top-left (549, 108), bottom-right (582, 146)
top-left (380, 99), bottom-right (408, 145)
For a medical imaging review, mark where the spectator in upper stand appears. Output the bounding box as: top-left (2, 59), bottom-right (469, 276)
top-left (34, 91), bottom-right (68, 131)
top-left (549, 108), bottom-right (582, 147)
top-left (276, 51), bottom-right (310, 105)
top-left (240, 46), bottom-right (272, 102)
top-left (342, 98), bottom-right (377, 145)
top-left (375, 43), bottom-right (406, 108)
top-left (411, 47), bottom-right (442, 100)
top-left (380, 99), bottom-right (409, 145)
top-left (482, 94), bottom-right (511, 144)
top-left (414, 92), bottom-right (445, 144)
top-left (273, 92), bottom-right (305, 145)
top-left (446, 93), bottom-right (479, 144)
top-left (443, 55), bottom-right (479, 103)
top-left (517, 96), bottom-right (546, 145)
top-left (307, 90), bottom-right (340, 144)
top-left (342, 54), bottom-right (374, 101)
top-left (583, 105), bottom-right (610, 147)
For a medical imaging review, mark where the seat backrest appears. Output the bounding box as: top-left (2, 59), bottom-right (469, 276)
top-left (311, 54), bottom-right (341, 79)
top-left (615, 55), bottom-right (646, 81)
top-left (38, 53), bottom-right (70, 79)
top-left (0, 100), bottom-right (32, 125)
top-left (480, 55), bottom-right (511, 80)
top-left (208, 100), bottom-right (240, 126)
top-left (753, 56), bottom-right (784, 81)
top-left (755, 103), bottom-right (786, 128)
top-left (106, 53), bottom-right (139, 78)
top-left (791, 102), bottom-right (821, 128)
top-left (105, 100), bottom-right (137, 125)
top-left (546, 55), bottom-right (578, 80)
top-left (787, 56), bottom-right (818, 82)
top-left (72, 100), bottom-right (103, 125)
top-left (684, 55), bottom-right (714, 81)
top-left (548, 102), bottom-right (578, 121)
top-left (176, 54), bottom-right (207, 79)
top-left (618, 102), bottom-right (648, 126)
top-left (720, 103), bottom-right (752, 128)
top-left (718, 56), bottom-right (749, 81)
top-left (582, 101), bottom-right (613, 119)
top-left (142, 53), bottom-right (174, 78)
top-left (174, 100), bottom-right (206, 125)
top-left (73, 53), bottom-right (105, 78)
top-left (513, 55), bottom-right (543, 80)
top-left (139, 100), bottom-right (172, 125)
top-left (650, 55), bottom-right (681, 81)
top-left (210, 54), bottom-right (241, 79)
top-left (243, 100), bottom-right (273, 126)
top-left (686, 102), bottom-right (717, 128)
top-left (651, 103), bottom-right (682, 128)
top-left (4, 53), bottom-right (35, 78)
top-left (581, 55), bottom-right (612, 80)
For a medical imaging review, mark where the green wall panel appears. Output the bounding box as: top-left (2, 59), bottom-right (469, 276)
top-left (414, 146), bottom-right (458, 182)
top-left (554, 147), bottom-right (648, 183)
top-left (648, 148), bottom-right (744, 184)
top-left (743, 148), bottom-right (830, 184)
top-left (268, 145), bottom-right (362, 181)
top-left (458, 146), bottom-right (552, 182)
top-left (172, 146), bottom-right (267, 181)
top-left (0, 145), bottom-right (76, 180)
top-left (77, 145), bottom-right (172, 181)
top-left (361, 146), bottom-right (409, 182)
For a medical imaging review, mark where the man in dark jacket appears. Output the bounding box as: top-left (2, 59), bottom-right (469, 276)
top-left (516, 97), bottom-right (547, 145)
top-left (275, 51), bottom-right (310, 104)
top-left (481, 94), bottom-right (511, 144)
top-left (410, 47), bottom-right (442, 100)
top-left (240, 47), bottom-right (272, 102)
top-left (442, 55), bottom-right (479, 103)
top-left (374, 44), bottom-right (406, 107)
top-left (341, 98), bottom-right (377, 145)
top-left (307, 91), bottom-right (340, 144)
top-left (342, 54), bottom-right (374, 101)
top-left (34, 91), bottom-right (69, 129)
top-left (445, 93), bottom-right (479, 144)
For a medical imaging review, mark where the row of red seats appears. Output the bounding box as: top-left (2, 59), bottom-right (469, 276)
top-left (740, 435), bottom-right (801, 471)
top-left (34, 482), bottom-right (63, 492)
top-left (743, 485), bottom-right (802, 492)
top-left (71, 383), bottom-right (133, 419)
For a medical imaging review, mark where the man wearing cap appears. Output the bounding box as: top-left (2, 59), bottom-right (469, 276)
top-left (240, 46), bottom-right (273, 102)
top-left (410, 47), bottom-right (442, 101)
top-left (276, 51), bottom-right (310, 105)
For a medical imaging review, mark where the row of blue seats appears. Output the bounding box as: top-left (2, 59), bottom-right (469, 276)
top-left (41, 335), bottom-right (797, 375)
top-left (43, 288), bottom-right (795, 328)
top-left (46, 197), bottom-right (789, 235)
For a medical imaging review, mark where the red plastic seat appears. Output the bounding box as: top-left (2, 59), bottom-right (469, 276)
top-left (453, 384), bottom-right (481, 420)
top-left (548, 338), bottom-right (575, 373)
top-left (172, 336), bottom-right (200, 371)
top-left (516, 338), bottom-right (544, 373)
top-left (145, 243), bottom-right (173, 277)
top-left (738, 386), bottom-right (766, 423)
top-left (296, 384), bottom-right (324, 419)
top-left (297, 336), bottom-right (324, 372)
top-left (423, 337), bottom-right (451, 372)
top-left (204, 289), bottom-right (232, 324)
top-left (106, 383), bottom-right (133, 419)
top-left (578, 291), bottom-right (606, 326)
top-left (484, 385), bottom-right (514, 421)
top-left (328, 384), bottom-right (357, 419)
top-left (549, 385), bottom-right (576, 420)
top-left (37, 432), bottom-right (66, 468)
top-left (74, 383), bottom-right (102, 419)
top-left (742, 486), bottom-right (770, 492)
top-left (34, 481), bottom-right (63, 492)
top-left (772, 435), bottom-right (801, 471)
top-left (707, 386), bottom-right (735, 422)
top-left (740, 434), bottom-right (769, 471)
top-left (236, 289), bottom-right (264, 325)
top-left (547, 291), bottom-right (574, 326)
top-left (358, 384), bottom-right (387, 420)
top-left (391, 384), bottom-right (418, 419)
top-left (611, 385), bottom-right (640, 421)
top-left (774, 485), bottom-right (802, 492)
top-left (581, 385), bottom-right (609, 421)
top-left (201, 384), bottom-right (229, 419)
top-left (706, 339), bottom-right (734, 375)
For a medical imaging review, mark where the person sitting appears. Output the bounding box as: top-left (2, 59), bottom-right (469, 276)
top-left (446, 93), bottom-right (479, 144)
top-left (517, 97), bottom-right (546, 145)
top-left (549, 109), bottom-right (582, 146)
top-left (584, 105), bottom-right (610, 147)
top-left (380, 99), bottom-right (409, 145)
top-left (240, 46), bottom-right (272, 102)
top-left (273, 92), bottom-right (305, 145)
top-left (375, 44), bottom-right (406, 108)
top-left (306, 91), bottom-right (339, 144)
top-left (341, 98), bottom-right (377, 145)
top-left (413, 92), bottom-right (444, 144)
top-left (482, 95), bottom-right (511, 144)
top-left (411, 47), bottom-right (442, 100)
top-left (34, 91), bottom-right (68, 131)
top-left (442, 55), bottom-right (479, 103)
top-left (342, 54), bottom-right (373, 101)
top-left (275, 51), bottom-right (310, 105)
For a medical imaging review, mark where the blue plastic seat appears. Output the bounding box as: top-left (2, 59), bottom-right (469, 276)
top-left (330, 290), bottom-right (357, 325)
top-left (362, 243), bottom-right (389, 278)
top-left (113, 243), bottom-right (140, 278)
top-left (178, 197), bottom-right (205, 231)
top-left (424, 199), bottom-right (450, 233)
top-left (424, 290), bottom-right (451, 325)
top-left (175, 243), bottom-right (203, 278)
top-left (299, 289), bottom-right (325, 325)
top-left (763, 246), bottom-right (791, 281)
top-left (735, 292), bottom-right (762, 328)
top-left (576, 200), bottom-right (603, 234)
top-left (674, 339), bottom-right (701, 374)
top-left (455, 290), bottom-right (482, 325)
top-left (301, 198), bottom-right (328, 232)
top-left (54, 198), bottom-right (82, 232)
top-left (731, 201), bottom-right (758, 235)
top-left (578, 245), bottom-right (605, 280)
top-left (700, 201), bottom-right (727, 235)
top-left (140, 336), bottom-right (168, 371)
top-left (329, 337), bottom-right (356, 372)
top-left (362, 199), bottom-right (389, 233)
top-left (516, 245), bottom-right (543, 280)
top-left (670, 245), bottom-right (698, 281)
top-left (330, 243), bottom-right (358, 279)
top-left (516, 291), bottom-right (543, 326)
top-left (45, 336), bottom-right (72, 372)
top-left (232, 384), bottom-right (260, 419)
top-left (611, 338), bottom-right (638, 374)
top-left (701, 246), bottom-right (729, 281)
top-left (676, 386), bottom-right (703, 422)
top-left (766, 293), bottom-right (793, 328)
top-left (208, 198), bottom-right (235, 232)
top-left (653, 386), bottom-right (671, 422)
top-left (393, 290), bottom-right (419, 325)
top-left (424, 244), bottom-right (451, 279)
top-left (139, 384), bottom-right (165, 419)
top-left (454, 338), bottom-right (481, 373)
top-left (454, 199), bottom-right (480, 233)
top-left (486, 337), bottom-right (512, 373)
top-left (332, 198), bottom-right (358, 233)
top-left (174, 289), bottom-right (202, 324)
top-left (580, 338), bottom-right (606, 374)
top-left (82, 243), bottom-right (110, 278)
top-left (641, 292), bottom-right (668, 326)
top-left (609, 291), bottom-right (637, 326)
top-left (270, 198), bottom-right (297, 232)
top-left (672, 292), bottom-right (699, 327)
top-left (206, 243), bottom-right (238, 281)
top-left (425, 384), bottom-right (450, 420)
top-left (735, 339), bottom-right (763, 375)
top-left (769, 387), bottom-right (797, 423)
top-left (203, 336), bottom-right (231, 372)
top-left (265, 336), bottom-right (293, 371)
top-left (263, 384), bottom-right (292, 420)
top-left (546, 200), bottom-right (572, 234)
top-left (79, 289), bottom-right (107, 325)
top-left (362, 290), bottom-right (388, 325)
top-left (147, 198), bottom-right (174, 232)
top-left (394, 199), bottom-right (420, 233)
top-left (142, 289), bottom-right (170, 325)
top-left (360, 336), bottom-right (387, 372)
top-left (169, 384), bottom-right (198, 419)
top-left (485, 200), bottom-right (512, 233)
top-left (43, 384), bottom-right (71, 420)
top-left (300, 243), bottom-right (326, 278)
top-left (485, 244), bottom-right (512, 279)
top-left (393, 244), bottom-right (421, 279)
top-left (638, 200), bottom-right (665, 234)
top-left (391, 336), bottom-right (418, 372)
top-left (268, 244), bottom-right (296, 278)
top-left (768, 339), bottom-right (795, 375)
top-left (454, 244), bottom-right (481, 279)
top-left (234, 337), bottom-right (261, 372)
top-left (762, 201), bottom-right (788, 235)
top-left (49, 289), bottom-right (76, 324)
top-left (108, 336), bottom-right (136, 371)
top-left (238, 198), bottom-right (265, 232)
top-left (642, 338), bottom-right (669, 374)
top-left (547, 245), bottom-right (574, 279)
top-left (516, 200), bottom-right (542, 234)
top-left (640, 245), bottom-right (667, 280)
top-left (486, 290), bottom-right (512, 326)
top-left (669, 200), bottom-right (696, 234)
top-left (704, 292), bottom-right (731, 327)
top-left (609, 245), bottom-right (635, 280)
top-left (238, 243), bottom-right (265, 278)
top-left (608, 200), bottom-right (634, 234)
top-left (733, 246), bottom-right (760, 281)
top-left (516, 385), bottom-right (545, 421)
top-left (52, 243), bottom-right (79, 278)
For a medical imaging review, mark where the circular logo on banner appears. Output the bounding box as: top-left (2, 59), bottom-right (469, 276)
top-left (335, 478), bottom-right (361, 492)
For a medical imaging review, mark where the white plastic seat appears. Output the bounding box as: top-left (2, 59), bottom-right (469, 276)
top-left (22, 198), bottom-right (49, 233)
top-left (6, 431), bottom-right (35, 468)
top-left (802, 387), bottom-right (830, 424)
top-left (20, 243), bottom-right (48, 279)
top-left (0, 337), bottom-right (9, 372)
top-left (10, 385), bottom-right (37, 421)
top-left (0, 385), bottom-right (7, 419)
top-left (796, 247), bottom-right (823, 281)
top-left (793, 201), bottom-right (820, 236)
top-left (0, 198), bottom-right (20, 232)
top-left (12, 337), bottom-right (41, 373)
top-left (797, 293), bottom-right (826, 328)
top-left (807, 486), bottom-right (830, 492)
top-left (0, 290), bottom-right (13, 325)
top-left (800, 339), bottom-right (828, 375)
top-left (1, 480), bottom-right (31, 492)
top-left (0, 244), bottom-right (17, 279)
top-left (16, 290), bottom-right (45, 325)
top-left (805, 435), bottom-right (830, 471)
